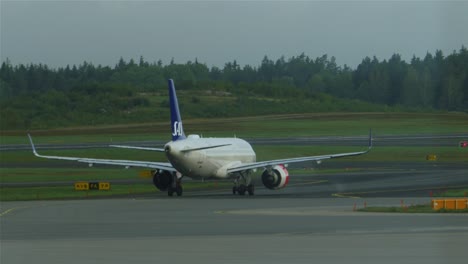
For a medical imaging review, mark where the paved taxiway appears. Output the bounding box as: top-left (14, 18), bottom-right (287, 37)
top-left (2, 197), bottom-right (467, 264)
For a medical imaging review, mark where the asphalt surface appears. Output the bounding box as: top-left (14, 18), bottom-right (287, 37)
top-left (1, 198), bottom-right (467, 264)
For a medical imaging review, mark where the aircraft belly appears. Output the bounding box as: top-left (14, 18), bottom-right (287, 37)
top-left (206, 150), bottom-right (256, 163)
top-left (167, 138), bottom-right (256, 179)
top-left (170, 156), bottom-right (217, 179)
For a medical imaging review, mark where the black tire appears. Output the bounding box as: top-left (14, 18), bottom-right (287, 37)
top-left (168, 187), bottom-right (174, 197)
top-left (176, 185), bottom-right (183, 196)
top-left (232, 187), bottom-right (237, 195)
top-left (247, 184), bottom-right (255, 196)
top-left (238, 185), bottom-right (246, 195)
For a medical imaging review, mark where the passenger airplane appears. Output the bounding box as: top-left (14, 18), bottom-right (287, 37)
top-left (28, 79), bottom-right (372, 196)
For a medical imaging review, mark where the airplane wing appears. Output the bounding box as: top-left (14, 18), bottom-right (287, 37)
top-left (227, 130), bottom-right (372, 174)
top-left (28, 135), bottom-right (176, 172)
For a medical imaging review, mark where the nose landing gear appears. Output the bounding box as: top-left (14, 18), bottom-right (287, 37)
top-left (168, 183), bottom-right (183, 196)
top-left (168, 173), bottom-right (183, 197)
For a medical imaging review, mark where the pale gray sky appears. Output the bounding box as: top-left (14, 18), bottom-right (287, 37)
top-left (1, 0), bottom-right (467, 69)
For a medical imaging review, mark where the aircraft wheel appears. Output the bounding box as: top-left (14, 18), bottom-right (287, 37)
top-left (238, 185), bottom-right (246, 195)
top-left (176, 185), bottom-right (183, 196)
top-left (168, 187), bottom-right (174, 197)
top-left (247, 184), bottom-right (255, 196)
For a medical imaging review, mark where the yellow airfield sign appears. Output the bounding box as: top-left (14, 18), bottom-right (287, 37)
top-left (74, 182), bottom-right (89, 191)
top-left (74, 182), bottom-right (111, 191)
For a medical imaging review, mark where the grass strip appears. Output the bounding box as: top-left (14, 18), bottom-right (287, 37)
top-left (2, 113), bottom-right (467, 144)
top-left (358, 204), bottom-right (468, 213)
top-left (434, 189), bottom-right (468, 198)
top-left (0, 168), bottom-right (141, 183)
top-left (0, 181), bottom-right (229, 201)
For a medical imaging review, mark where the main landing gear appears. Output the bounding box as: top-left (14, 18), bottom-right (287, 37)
top-left (232, 173), bottom-right (254, 196)
top-left (168, 183), bottom-right (182, 196)
top-left (232, 184), bottom-right (254, 196)
top-left (168, 174), bottom-right (183, 197)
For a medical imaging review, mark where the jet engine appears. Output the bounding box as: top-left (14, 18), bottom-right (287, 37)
top-left (261, 165), bottom-right (289, 190)
top-left (152, 170), bottom-right (173, 191)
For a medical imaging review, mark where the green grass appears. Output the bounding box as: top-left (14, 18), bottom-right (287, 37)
top-left (0, 168), bottom-right (141, 183)
top-left (358, 204), bottom-right (468, 213)
top-left (0, 181), bottom-right (230, 201)
top-left (1, 112), bottom-right (467, 144)
top-left (435, 189), bottom-right (468, 198)
top-left (0, 148), bottom-right (167, 164)
top-left (0, 184), bottom-right (153, 201)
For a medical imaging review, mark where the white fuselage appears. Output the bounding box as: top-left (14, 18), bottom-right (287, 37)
top-left (164, 135), bottom-right (256, 179)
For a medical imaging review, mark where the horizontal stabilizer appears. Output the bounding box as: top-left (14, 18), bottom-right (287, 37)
top-left (109, 145), bottom-right (165, 152)
top-left (180, 144), bottom-right (232, 153)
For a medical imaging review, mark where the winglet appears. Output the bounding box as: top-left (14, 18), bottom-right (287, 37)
top-left (368, 129), bottom-right (373, 150)
top-left (168, 79), bottom-right (186, 141)
top-left (27, 134), bottom-right (39, 157)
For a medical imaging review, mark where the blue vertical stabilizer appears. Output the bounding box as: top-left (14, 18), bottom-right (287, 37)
top-left (168, 79), bottom-right (186, 141)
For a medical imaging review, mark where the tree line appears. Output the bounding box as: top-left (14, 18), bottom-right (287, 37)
top-left (0, 47), bottom-right (467, 129)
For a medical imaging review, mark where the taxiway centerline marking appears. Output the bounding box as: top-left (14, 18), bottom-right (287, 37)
top-left (288, 180), bottom-right (328, 187)
top-left (332, 193), bottom-right (361, 199)
top-left (0, 206), bottom-right (29, 217)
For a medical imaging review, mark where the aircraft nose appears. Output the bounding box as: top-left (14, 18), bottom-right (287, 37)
top-left (165, 143), bottom-right (182, 160)
top-left (165, 145), bottom-right (171, 153)
top-left (164, 143), bottom-right (181, 156)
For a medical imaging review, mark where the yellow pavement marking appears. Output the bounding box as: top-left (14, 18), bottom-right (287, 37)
top-left (332, 193), bottom-right (361, 199)
top-left (288, 180), bottom-right (328, 187)
top-left (0, 206), bottom-right (29, 217)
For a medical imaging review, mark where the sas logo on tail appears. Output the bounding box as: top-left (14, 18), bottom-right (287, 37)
top-left (172, 121), bottom-right (183, 136)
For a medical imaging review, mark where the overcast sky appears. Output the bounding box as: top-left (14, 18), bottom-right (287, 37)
top-left (1, 0), bottom-right (467, 69)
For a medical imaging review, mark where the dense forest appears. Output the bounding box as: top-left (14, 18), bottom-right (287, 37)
top-left (1, 47), bottom-right (467, 129)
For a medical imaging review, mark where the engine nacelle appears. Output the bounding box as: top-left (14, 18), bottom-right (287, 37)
top-left (261, 165), bottom-right (289, 190)
top-left (152, 170), bottom-right (173, 191)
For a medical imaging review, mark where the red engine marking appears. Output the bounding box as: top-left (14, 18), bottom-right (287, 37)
top-left (277, 164), bottom-right (290, 187)
top-left (278, 164), bottom-right (289, 177)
